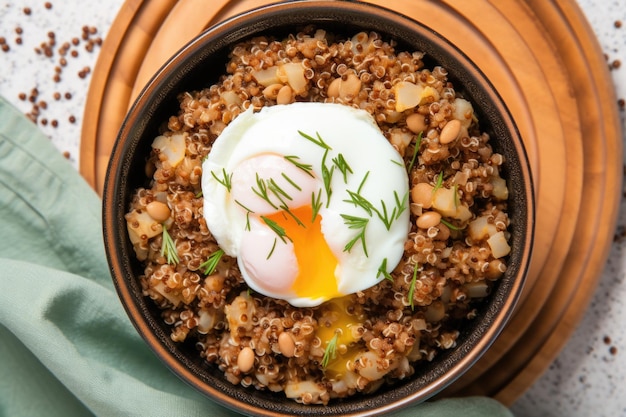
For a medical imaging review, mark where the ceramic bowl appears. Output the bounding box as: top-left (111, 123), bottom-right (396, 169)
top-left (103, 1), bottom-right (534, 415)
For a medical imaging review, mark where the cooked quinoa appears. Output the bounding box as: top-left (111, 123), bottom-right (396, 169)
top-left (125, 27), bottom-right (511, 405)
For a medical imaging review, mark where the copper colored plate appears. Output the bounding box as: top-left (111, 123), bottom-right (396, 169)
top-left (81, 0), bottom-right (622, 405)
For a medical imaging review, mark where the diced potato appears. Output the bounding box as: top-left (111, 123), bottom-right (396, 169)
top-left (251, 66), bottom-right (280, 86)
top-left (453, 98), bottom-right (474, 128)
top-left (277, 62), bottom-right (307, 94)
top-left (468, 215), bottom-right (498, 240)
top-left (487, 231), bottom-right (511, 258)
top-left (222, 90), bottom-right (242, 106)
top-left (389, 129), bottom-right (413, 156)
top-left (394, 81), bottom-right (423, 112)
top-left (197, 307), bottom-right (222, 334)
top-left (224, 291), bottom-right (256, 334)
top-left (491, 176), bottom-right (509, 200)
top-left (152, 133), bottom-right (186, 167)
top-left (125, 209), bottom-right (162, 245)
top-left (463, 281), bottom-right (490, 298)
top-left (394, 81), bottom-right (440, 112)
top-left (432, 188), bottom-right (472, 221)
top-left (152, 280), bottom-right (182, 307)
top-left (431, 187), bottom-right (455, 214)
top-left (420, 86), bottom-right (440, 104)
top-left (355, 351), bottom-right (387, 381)
top-left (285, 380), bottom-right (326, 401)
top-left (424, 301), bottom-right (445, 323)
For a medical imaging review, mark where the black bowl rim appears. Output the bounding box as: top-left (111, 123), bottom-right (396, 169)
top-left (103, 1), bottom-right (535, 416)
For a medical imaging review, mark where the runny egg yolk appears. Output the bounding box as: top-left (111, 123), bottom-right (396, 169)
top-left (264, 205), bottom-right (342, 301)
top-left (316, 297), bottom-right (363, 379)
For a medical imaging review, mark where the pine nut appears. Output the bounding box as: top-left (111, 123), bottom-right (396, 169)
top-left (278, 332), bottom-right (296, 357)
top-left (406, 113), bottom-right (426, 133)
top-left (339, 73), bottom-right (361, 99)
top-left (146, 201), bottom-right (170, 222)
top-left (262, 83), bottom-right (283, 100)
top-left (411, 183), bottom-right (433, 208)
top-left (327, 77), bottom-right (341, 98)
top-left (439, 119), bottom-right (461, 144)
top-left (276, 85), bottom-right (293, 104)
top-left (416, 211), bottom-right (441, 229)
top-left (237, 346), bottom-right (255, 372)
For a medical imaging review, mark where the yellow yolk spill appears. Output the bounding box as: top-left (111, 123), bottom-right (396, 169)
top-left (265, 205), bottom-right (341, 301)
top-left (316, 297), bottom-right (364, 379)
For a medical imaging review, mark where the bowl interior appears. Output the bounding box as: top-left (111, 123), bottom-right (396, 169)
top-left (103, 1), bottom-right (534, 416)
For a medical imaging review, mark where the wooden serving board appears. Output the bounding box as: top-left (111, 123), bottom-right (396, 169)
top-left (80, 0), bottom-right (622, 405)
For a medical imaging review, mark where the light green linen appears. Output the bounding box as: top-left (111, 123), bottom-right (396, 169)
top-left (0, 96), bottom-right (514, 417)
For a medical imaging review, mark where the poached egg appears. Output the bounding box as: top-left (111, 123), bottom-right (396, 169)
top-left (202, 102), bottom-right (409, 307)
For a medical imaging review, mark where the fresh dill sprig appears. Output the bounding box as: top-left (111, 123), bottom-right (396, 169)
top-left (408, 263), bottom-right (419, 311)
top-left (278, 202), bottom-right (305, 227)
top-left (357, 171), bottom-right (370, 194)
top-left (440, 218), bottom-right (465, 231)
top-left (284, 155), bottom-right (315, 177)
top-left (266, 238), bottom-right (278, 260)
top-left (211, 168), bottom-right (233, 192)
top-left (252, 173), bottom-right (279, 210)
top-left (332, 153), bottom-right (353, 183)
top-left (298, 130), bottom-right (332, 150)
top-left (195, 190), bottom-right (203, 198)
top-left (321, 333), bottom-right (339, 368)
top-left (161, 224), bottom-right (179, 265)
top-left (267, 178), bottom-right (293, 202)
top-left (391, 159), bottom-right (404, 167)
top-left (253, 176), bottom-right (304, 227)
top-left (341, 214), bottom-right (369, 257)
top-left (266, 180), bottom-right (304, 227)
top-left (394, 190), bottom-right (409, 220)
top-left (376, 199), bottom-right (396, 231)
top-left (343, 189), bottom-right (376, 216)
top-left (321, 149), bottom-right (335, 208)
top-left (281, 172), bottom-right (302, 191)
top-left (199, 249), bottom-right (224, 275)
top-left (261, 216), bottom-right (290, 243)
top-left (407, 131), bottom-right (423, 174)
top-left (344, 181), bottom-right (407, 231)
top-left (311, 189), bottom-right (323, 222)
top-left (432, 171), bottom-right (444, 194)
top-left (234, 200), bottom-right (254, 231)
top-left (377, 258), bottom-right (393, 281)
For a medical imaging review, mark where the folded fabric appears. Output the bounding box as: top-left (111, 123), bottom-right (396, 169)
top-left (0, 96), bottom-right (514, 417)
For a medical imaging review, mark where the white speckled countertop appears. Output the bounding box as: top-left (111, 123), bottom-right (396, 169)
top-left (1, 1), bottom-right (624, 416)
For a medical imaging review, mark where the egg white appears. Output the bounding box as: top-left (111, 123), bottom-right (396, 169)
top-left (202, 102), bottom-right (410, 307)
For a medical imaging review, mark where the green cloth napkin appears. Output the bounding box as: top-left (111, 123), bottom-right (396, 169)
top-left (0, 95), bottom-right (514, 417)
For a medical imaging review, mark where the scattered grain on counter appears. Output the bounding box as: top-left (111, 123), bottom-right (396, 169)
top-left (615, 20), bottom-right (622, 29)
top-left (6, 3), bottom-right (104, 128)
